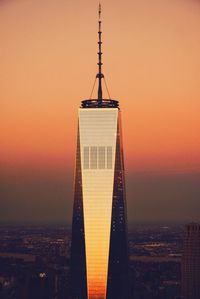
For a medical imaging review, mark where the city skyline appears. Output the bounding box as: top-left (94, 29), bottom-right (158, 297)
top-left (1, 0), bottom-right (200, 224)
top-left (0, 223), bottom-right (185, 299)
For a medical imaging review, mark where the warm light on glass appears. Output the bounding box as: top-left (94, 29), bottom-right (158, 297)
top-left (79, 108), bottom-right (119, 299)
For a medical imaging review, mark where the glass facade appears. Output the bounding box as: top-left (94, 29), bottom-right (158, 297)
top-left (79, 108), bottom-right (118, 299)
top-left (70, 106), bottom-right (130, 299)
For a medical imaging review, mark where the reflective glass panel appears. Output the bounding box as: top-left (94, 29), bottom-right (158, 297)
top-left (79, 108), bottom-right (118, 299)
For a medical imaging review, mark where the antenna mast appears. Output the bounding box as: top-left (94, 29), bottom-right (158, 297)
top-left (97, 3), bottom-right (104, 103)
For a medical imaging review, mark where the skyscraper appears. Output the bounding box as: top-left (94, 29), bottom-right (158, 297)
top-left (70, 5), bottom-right (130, 299)
top-left (182, 223), bottom-right (200, 299)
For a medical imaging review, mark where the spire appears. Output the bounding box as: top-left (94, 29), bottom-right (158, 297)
top-left (96, 3), bottom-right (104, 103)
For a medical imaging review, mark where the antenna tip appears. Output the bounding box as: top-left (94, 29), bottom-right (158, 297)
top-left (99, 3), bottom-right (101, 17)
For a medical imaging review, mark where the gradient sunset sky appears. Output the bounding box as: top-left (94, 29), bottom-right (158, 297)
top-left (1, 0), bottom-right (200, 224)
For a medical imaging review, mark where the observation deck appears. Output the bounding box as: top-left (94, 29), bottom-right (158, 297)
top-left (81, 99), bottom-right (119, 109)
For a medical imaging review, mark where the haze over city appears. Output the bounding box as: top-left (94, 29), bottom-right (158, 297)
top-left (1, 0), bottom-right (200, 224)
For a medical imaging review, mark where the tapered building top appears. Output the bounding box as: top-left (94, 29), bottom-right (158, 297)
top-left (81, 4), bottom-right (119, 109)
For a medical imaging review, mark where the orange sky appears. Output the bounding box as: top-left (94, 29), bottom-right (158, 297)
top-left (0, 0), bottom-right (200, 223)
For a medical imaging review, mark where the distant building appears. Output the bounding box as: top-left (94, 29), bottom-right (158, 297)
top-left (28, 272), bottom-right (54, 299)
top-left (182, 223), bottom-right (200, 299)
top-left (70, 4), bottom-right (130, 299)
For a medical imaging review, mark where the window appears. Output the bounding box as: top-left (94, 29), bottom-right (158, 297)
top-left (83, 146), bottom-right (113, 169)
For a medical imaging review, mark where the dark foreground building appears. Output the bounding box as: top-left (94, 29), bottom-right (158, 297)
top-left (182, 223), bottom-right (200, 299)
top-left (70, 5), bottom-right (130, 299)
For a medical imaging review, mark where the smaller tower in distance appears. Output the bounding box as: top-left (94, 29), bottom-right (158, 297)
top-left (182, 223), bottom-right (200, 299)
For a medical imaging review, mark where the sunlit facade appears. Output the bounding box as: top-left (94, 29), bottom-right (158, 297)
top-left (80, 108), bottom-right (118, 298)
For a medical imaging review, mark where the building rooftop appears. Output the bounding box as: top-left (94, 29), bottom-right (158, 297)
top-left (81, 99), bottom-right (119, 109)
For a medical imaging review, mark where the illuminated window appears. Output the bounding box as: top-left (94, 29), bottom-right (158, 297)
top-left (98, 146), bottom-right (106, 169)
top-left (107, 146), bottom-right (112, 169)
top-left (84, 146), bottom-right (90, 169)
top-left (90, 146), bottom-right (98, 169)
